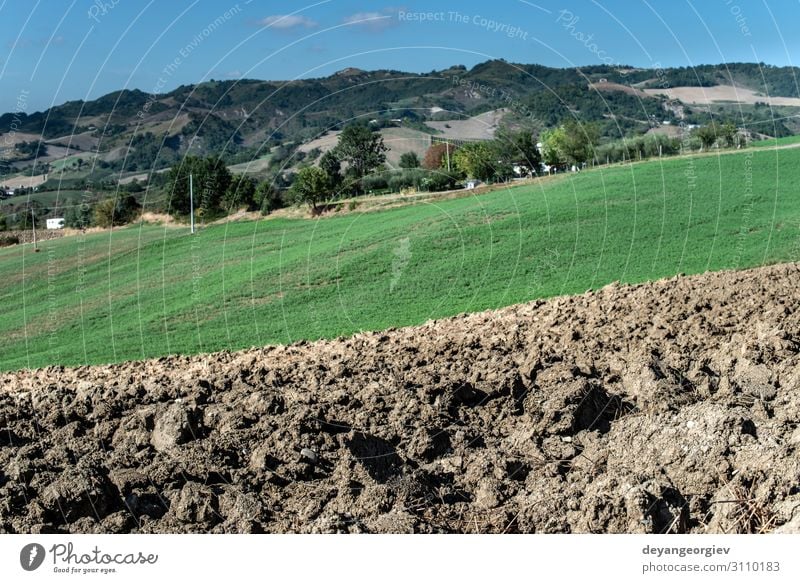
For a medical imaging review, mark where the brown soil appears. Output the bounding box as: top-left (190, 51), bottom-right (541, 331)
top-left (1, 263), bottom-right (799, 534)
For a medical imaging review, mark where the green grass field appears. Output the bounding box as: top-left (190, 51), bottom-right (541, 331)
top-left (1, 147), bottom-right (799, 371)
top-left (751, 135), bottom-right (800, 148)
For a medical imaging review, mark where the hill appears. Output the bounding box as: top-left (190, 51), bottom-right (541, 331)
top-left (2, 60), bottom-right (799, 183)
top-left (1, 145), bottom-right (798, 371)
top-left (1, 261), bottom-right (798, 533)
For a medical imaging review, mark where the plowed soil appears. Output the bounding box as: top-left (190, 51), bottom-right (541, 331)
top-left (2, 263), bottom-right (799, 534)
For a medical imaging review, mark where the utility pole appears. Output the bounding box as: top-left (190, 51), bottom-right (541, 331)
top-left (445, 141), bottom-right (451, 172)
top-left (189, 173), bottom-right (195, 235)
top-left (31, 209), bottom-right (38, 251)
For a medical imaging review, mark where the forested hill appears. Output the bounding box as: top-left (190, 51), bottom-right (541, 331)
top-left (1, 60), bottom-right (797, 170)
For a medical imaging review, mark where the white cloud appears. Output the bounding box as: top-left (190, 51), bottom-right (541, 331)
top-left (259, 14), bottom-right (318, 30)
top-left (342, 11), bottom-right (396, 31)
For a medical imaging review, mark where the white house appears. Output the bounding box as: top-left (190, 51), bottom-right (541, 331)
top-left (46, 218), bottom-right (66, 230)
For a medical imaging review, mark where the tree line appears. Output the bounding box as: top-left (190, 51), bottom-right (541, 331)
top-left (0, 116), bottom-right (753, 234)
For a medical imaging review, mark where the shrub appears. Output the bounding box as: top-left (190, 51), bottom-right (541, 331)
top-left (388, 169), bottom-right (425, 192)
top-left (93, 195), bottom-right (141, 228)
top-left (422, 170), bottom-right (461, 192)
top-left (0, 235), bottom-right (20, 247)
top-left (360, 173), bottom-right (389, 192)
top-left (399, 151), bottom-right (420, 169)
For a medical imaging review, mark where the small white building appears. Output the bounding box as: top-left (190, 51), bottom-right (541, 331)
top-left (46, 218), bottom-right (66, 230)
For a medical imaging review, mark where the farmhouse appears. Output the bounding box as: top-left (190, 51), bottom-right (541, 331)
top-left (46, 218), bottom-right (66, 230)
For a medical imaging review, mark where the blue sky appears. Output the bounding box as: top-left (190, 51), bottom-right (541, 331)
top-left (1, 0), bottom-right (798, 113)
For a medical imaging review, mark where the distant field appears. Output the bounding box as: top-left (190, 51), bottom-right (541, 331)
top-left (46, 130), bottom-right (100, 152)
top-left (645, 84), bottom-right (800, 106)
top-left (298, 131), bottom-right (340, 154)
top-left (0, 132), bottom-right (42, 149)
top-left (228, 153), bottom-right (274, 175)
top-left (1, 146), bottom-right (799, 370)
top-left (381, 127), bottom-right (430, 168)
top-left (0, 173), bottom-right (49, 189)
top-left (425, 109), bottom-right (507, 140)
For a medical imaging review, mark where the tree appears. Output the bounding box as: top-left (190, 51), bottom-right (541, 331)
top-left (15, 140), bottom-right (47, 159)
top-left (489, 130), bottom-right (541, 178)
top-left (488, 142), bottom-right (515, 182)
top-left (124, 178), bottom-right (144, 193)
top-left (319, 150), bottom-right (343, 191)
top-left (541, 126), bottom-right (568, 167)
top-left (334, 124), bottom-right (387, 180)
top-left (14, 201), bottom-right (43, 230)
top-left (117, 195), bottom-right (141, 223)
top-left (421, 170), bottom-right (461, 192)
top-left (93, 195), bottom-right (141, 228)
top-left (399, 151), bottom-right (420, 169)
top-left (0, 212), bottom-right (6, 231)
top-left (505, 130), bottom-right (542, 171)
top-left (64, 199), bottom-right (93, 229)
top-left (93, 199), bottom-right (117, 228)
top-left (541, 121), bottom-right (598, 167)
top-left (222, 175), bottom-right (257, 211)
top-left (289, 166), bottom-right (329, 211)
top-left (422, 142), bottom-right (456, 170)
top-left (167, 156), bottom-right (233, 216)
top-left (196, 158), bottom-right (232, 214)
top-left (453, 142), bottom-right (496, 181)
top-left (695, 122), bottom-right (720, 150)
top-left (562, 119), bottom-right (599, 165)
top-left (253, 181), bottom-right (283, 215)
top-left (720, 122), bottom-right (737, 148)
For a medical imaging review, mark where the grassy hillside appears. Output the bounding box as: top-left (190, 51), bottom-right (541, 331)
top-left (1, 147), bottom-right (798, 371)
top-left (752, 135), bottom-right (800, 148)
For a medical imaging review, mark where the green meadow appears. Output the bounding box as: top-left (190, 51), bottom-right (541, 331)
top-left (751, 134), bottom-right (800, 148)
top-left (1, 147), bottom-right (799, 371)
